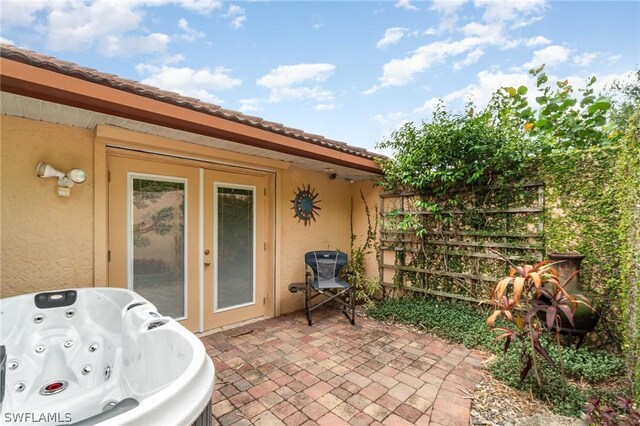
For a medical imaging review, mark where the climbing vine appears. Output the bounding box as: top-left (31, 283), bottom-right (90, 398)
top-left (614, 111), bottom-right (640, 398)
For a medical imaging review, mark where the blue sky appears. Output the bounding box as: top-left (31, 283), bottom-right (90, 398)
top-left (1, 0), bottom-right (638, 153)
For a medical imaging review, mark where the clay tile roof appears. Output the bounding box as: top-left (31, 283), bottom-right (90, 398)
top-left (1, 44), bottom-right (385, 161)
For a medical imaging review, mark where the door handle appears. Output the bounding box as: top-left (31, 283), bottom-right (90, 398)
top-left (204, 260), bottom-right (211, 267)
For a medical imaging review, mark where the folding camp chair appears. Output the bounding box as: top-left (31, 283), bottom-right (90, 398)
top-left (299, 250), bottom-right (355, 326)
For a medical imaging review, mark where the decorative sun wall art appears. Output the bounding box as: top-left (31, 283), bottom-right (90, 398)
top-left (291, 184), bottom-right (321, 226)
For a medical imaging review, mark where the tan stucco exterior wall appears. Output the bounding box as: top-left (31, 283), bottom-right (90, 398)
top-left (1, 115), bottom-right (382, 320)
top-left (278, 167), bottom-right (354, 314)
top-left (1, 115), bottom-right (95, 296)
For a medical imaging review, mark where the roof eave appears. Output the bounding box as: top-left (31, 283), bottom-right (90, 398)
top-left (0, 57), bottom-right (381, 174)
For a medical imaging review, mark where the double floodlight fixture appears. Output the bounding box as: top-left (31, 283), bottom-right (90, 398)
top-left (36, 162), bottom-right (87, 197)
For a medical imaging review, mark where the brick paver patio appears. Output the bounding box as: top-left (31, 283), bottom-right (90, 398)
top-left (201, 309), bottom-right (487, 426)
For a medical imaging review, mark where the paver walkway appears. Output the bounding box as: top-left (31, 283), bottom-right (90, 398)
top-left (201, 309), bottom-right (487, 426)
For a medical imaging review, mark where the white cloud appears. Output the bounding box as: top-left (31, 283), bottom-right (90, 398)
top-left (226, 4), bottom-right (246, 29)
top-left (431, 0), bottom-right (468, 15)
top-left (574, 52), bottom-right (599, 67)
top-left (0, 0), bottom-right (222, 55)
top-left (315, 103), bottom-right (336, 111)
top-left (376, 27), bottom-right (407, 49)
top-left (257, 63), bottom-right (335, 103)
top-left (425, 0), bottom-right (467, 35)
top-left (136, 63), bottom-right (241, 104)
top-left (372, 111), bottom-right (410, 128)
top-left (453, 48), bottom-right (484, 71)
top-left (99, 33), bottom-right (170, 57)
top-left (238, 98), bottom-right (261, 113)
top-left (0, 36), bottom-right (15, 45)
top-left (0, 0), bottom-right (50, 29)
top-left (523, 45), bottom-right (571, 69)
top-left (163, 53), bottom-right (186, 64)
top-left (414, 97), bottom-right (442, 114)
top-left (395, 0), bottom-right (418, 12)
top-left (460, 22), bottom-right (503, 40)
top-left (176, 18), bottom-right (204, 42)
top-left (365, 37), bottom-right (488, 93)
top-left (416, 70), bottom-right (535, 114)
top-left (176, 0), bottom-right (222, 14)
top-left (475, 0), bottom-right (547, 23)
top-left (525, 36), bottom-right (551, 47)
top-left (511, 15), bottom-right (544, 29)
top-left (607, 54), bottom-right (622, 64)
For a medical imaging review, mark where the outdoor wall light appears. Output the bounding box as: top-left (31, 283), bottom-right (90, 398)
top-left (36, 162), bottom-right (87, 197)
top-left (324, 168), bottom-right (337, 180)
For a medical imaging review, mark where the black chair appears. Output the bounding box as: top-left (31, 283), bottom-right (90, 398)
top-left (297, 250), bottom-right (355, 326)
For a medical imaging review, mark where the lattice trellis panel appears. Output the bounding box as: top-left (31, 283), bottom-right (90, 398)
top-left (379, 183), bottom-right (545, 303)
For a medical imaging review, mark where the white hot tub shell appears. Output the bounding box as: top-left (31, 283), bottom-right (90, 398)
top-left (0, 288), bottom-right (215, 425)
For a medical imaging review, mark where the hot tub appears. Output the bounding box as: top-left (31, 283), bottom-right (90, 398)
top-left (0, 288), bottom-right (215, 425)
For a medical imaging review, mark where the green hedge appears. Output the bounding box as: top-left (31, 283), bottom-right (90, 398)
top-left (540, 112), bottom-right (640, 398)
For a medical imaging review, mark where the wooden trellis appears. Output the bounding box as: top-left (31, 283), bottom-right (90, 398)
top-left (378, 182), bottom-right (545, 303)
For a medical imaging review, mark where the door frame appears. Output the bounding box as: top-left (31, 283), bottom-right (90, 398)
top-left (98, 133), bottom-right (279, 332)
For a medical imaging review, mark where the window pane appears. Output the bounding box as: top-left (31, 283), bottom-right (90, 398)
top-left (131, 177), bottom-right (185, 318)
top-left (217, 186), bottom-right (254, 310)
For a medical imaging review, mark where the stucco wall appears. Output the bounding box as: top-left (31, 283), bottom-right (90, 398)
top-left (1, 116), bottom-right (95, 296)
top-left (0, 115), bottom-right (381, 319)
top-left (278, 167), bottom-right (355, 314)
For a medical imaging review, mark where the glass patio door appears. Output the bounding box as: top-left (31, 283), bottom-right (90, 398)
top-left (108, 155), bottom-right (200, 331)
top-left (202, 169), bottom-right (268, 330)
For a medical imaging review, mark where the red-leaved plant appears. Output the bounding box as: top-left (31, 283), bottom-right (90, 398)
top-left (585, 396), bottom-right (640, 425)
top-left (487, 257), bottom-right (584, 390)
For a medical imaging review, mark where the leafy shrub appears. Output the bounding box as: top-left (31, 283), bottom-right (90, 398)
top-left (376, 104), bottom-right (531, 194)
top-left (557, 346), bottom-right (626, 383)
top-left (368, 297), bottom-right (500, 351)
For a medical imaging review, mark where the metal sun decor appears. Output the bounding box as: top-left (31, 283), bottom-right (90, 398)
top-left (291, 184), bottom-right (321, 226)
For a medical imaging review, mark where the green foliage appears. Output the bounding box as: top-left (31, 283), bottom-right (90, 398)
top-left (367, 297), bottom-right (497, 350)
top-left (376, 104), bottom-right (531, 194)
top-left (375, 65), bottom-right (639, 400)
top-left (541, 135), bottom-right (640, 400)
top-left (345, 191), bottom-right (382, 308)
top-left (376, 68), bottom-right (616, 195)
top-left (557, 346), bottom-right (626, 383)
top-left (490, 343), bottom-right (627, 417)
top-left (613, 111), bottom-right (640, 400)
top-left (605, 69), bottom-right (640, 131)
top-left (495, 65), bottom-right (615, 152)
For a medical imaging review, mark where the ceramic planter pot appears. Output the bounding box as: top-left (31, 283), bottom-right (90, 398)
top-left (542, 252), bottom-right (600, 346)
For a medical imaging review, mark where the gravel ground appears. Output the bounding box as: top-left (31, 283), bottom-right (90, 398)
top-left (470, 368), bottom-right (584, 426)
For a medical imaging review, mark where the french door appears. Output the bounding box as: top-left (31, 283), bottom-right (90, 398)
top-left (202, 170), bottom-right (268, 331)
top-left (108, 152), bottom-right (270, 332)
